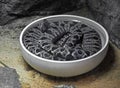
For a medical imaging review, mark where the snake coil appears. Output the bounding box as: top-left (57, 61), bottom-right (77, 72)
top-left (23, 19), bottom-right (102, 61)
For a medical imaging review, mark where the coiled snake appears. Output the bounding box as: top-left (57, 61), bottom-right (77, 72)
top-left (23, 19), bottom-right (102, 61)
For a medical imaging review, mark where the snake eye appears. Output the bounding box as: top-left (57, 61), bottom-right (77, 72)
top-left (66, 54), bottom-right (74, 61)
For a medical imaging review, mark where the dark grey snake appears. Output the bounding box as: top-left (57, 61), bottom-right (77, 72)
top-left (23, 19), bottom-right (102, 61)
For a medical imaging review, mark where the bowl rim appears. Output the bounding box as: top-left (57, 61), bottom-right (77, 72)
top-left (19, 15), bottom-right (109, 63)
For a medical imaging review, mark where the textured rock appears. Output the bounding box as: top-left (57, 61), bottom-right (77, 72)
top-left (54, 84), bottom-right (75, 88)
top-left (0, 0), bottom-right (85, 25)
top-left (0, 67), bottom-right (21, 88)
top-left (87, 0), bottom-right (120, 48)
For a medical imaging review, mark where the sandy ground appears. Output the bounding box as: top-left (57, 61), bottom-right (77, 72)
top-left (0, 8), bottom-right (120, 88)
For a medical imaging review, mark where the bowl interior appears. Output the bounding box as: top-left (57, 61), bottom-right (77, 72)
top-left (20, 15), bottom-right (108, 62)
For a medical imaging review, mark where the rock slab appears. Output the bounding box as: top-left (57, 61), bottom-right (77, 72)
top-left (87, 0), bottom-right (120, 48)
top-left (0, 0), bottom-right (85, 25)
top-left (0, 67), bottom-right (21, 88)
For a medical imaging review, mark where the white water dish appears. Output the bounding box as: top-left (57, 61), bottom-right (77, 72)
top-left (20, 15), bottom-right (109, 77)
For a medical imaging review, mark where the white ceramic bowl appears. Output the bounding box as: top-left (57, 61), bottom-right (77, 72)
top-left (19, 15), bottom-right (109, 77)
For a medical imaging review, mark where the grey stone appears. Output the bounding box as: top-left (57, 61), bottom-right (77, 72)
top-left (0, 0), bottom-right (85, 25)
top-left (0, 67), bottom-right (21, 88)
top-left (87, 0), bottom-right (120, 48)
top-left (54, 84), bottom-right (75, 88)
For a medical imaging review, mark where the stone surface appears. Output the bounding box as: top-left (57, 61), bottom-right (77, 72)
top-left (0, 8), bottom-right (120, 88)
top-left (0, 67), bottom-right (21, 88)
top-left (54, 84), bottom-right (75, 88)
top-left (0, 0), bottom-right (85, 25)
top-left (87, 0), bottom-right (120, 48)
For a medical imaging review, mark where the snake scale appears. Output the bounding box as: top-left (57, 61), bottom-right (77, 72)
top-left (23, 19), bottom-right (102, 61)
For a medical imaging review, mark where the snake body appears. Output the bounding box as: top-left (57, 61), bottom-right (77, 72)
top-left (23, 19), bottom-right (102, 61)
